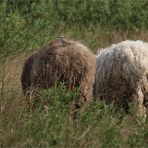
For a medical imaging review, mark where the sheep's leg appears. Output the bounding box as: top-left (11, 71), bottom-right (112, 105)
top-left (132, 85), bottom-right (146, 122)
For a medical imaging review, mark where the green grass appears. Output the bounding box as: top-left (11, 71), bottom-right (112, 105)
top-left (0, 0), bottom-right (148, 57)
top-left (0, 0), bottom-right (148, 147)
top-left (1, 85), bottom-right (148, 147)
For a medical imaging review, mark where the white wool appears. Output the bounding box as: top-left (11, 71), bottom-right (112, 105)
top-left (95, 40), bottom-right (148, 119)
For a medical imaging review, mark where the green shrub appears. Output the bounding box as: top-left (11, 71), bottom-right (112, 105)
top-left (54, 0), bottom-right (148, 30)
top-left (0, 0), bottom-right (147, 57)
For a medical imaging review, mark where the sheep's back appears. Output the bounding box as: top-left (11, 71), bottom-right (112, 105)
top-left (95, 40), bottom-right (148, 103)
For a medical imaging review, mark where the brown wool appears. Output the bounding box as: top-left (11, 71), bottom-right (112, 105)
top-left (21, 39), bottom-right (96, 107)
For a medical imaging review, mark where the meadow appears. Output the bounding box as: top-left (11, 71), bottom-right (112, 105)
top-left (0, 0), bottom-right (148, 147)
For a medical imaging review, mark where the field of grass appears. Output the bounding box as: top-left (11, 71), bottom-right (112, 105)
top-left (0, 0), bottom-right (148, 147)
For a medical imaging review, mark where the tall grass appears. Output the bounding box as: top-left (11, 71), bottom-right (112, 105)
top-left (0, 0), bottom-right (148, 147)
top-left (1, 82), bottom-right (148, 147)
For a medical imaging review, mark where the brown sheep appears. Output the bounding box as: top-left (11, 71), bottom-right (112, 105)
top-left (21, 38), bottom-right (96, 108)
top-left (94, 40), bottom-right (148, 121)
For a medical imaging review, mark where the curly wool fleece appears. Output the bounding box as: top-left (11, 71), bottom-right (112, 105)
top-left (94, 40), bottom-right (148, 118)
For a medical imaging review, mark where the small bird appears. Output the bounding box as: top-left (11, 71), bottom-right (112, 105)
top-left (59, 36), bottom-right (65, 45)
top-left (60, 36), bottom-right (64, 40)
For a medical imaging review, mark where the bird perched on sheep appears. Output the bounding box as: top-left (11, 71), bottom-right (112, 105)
top-left (94, 40), bottom-right (148, 119)
top-left (21, 37), bottom-right (96, 108)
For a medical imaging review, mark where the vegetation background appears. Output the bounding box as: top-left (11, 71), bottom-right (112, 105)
top-left (0, 0), bottom-right (148, 147)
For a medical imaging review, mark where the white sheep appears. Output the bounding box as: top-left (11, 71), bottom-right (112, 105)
top-left (94, 40), bottom-right (148, 120)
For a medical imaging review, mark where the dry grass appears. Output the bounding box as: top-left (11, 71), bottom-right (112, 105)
top-left (95, 30), bottom-right (148, 50)
top-left (3, 54), bottom-right (27, 92)
top-left (0, 54), bottom-right (29, 115)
